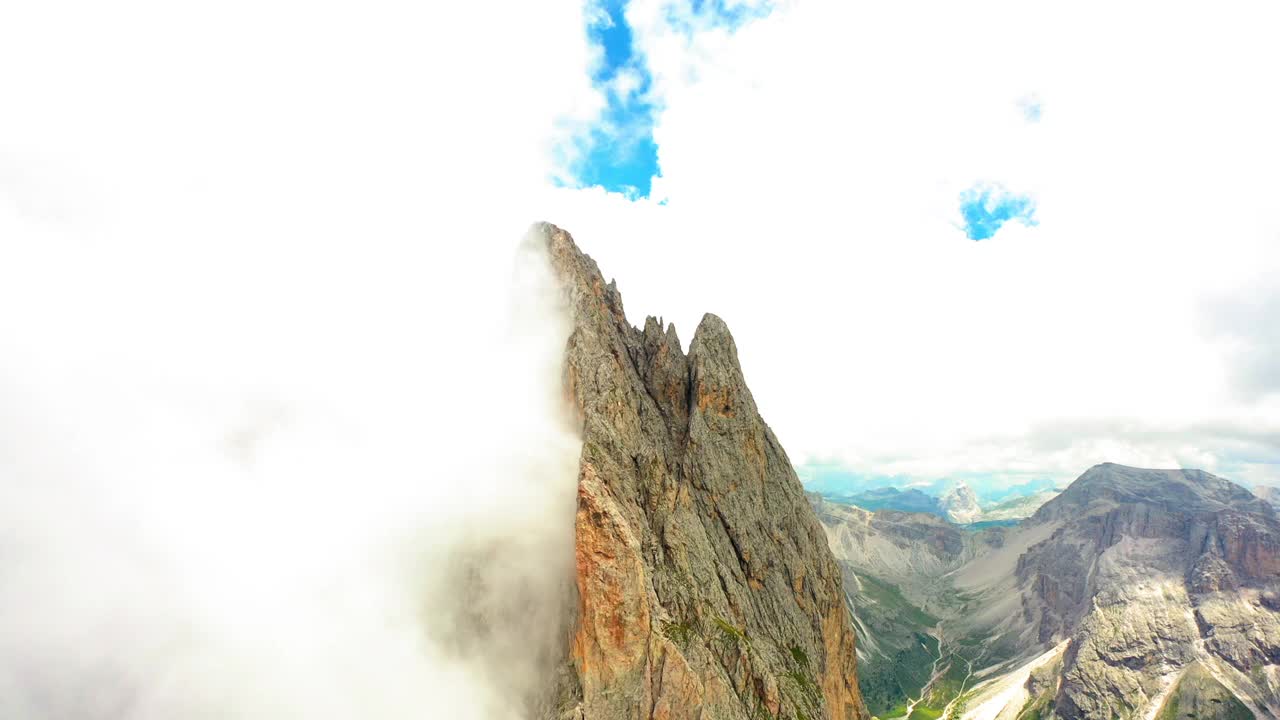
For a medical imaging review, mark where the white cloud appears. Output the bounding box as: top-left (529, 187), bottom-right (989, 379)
top-left (0, 2), bottom-right (595, 718)
top-left (542, 0), bottom-right (1280, 487)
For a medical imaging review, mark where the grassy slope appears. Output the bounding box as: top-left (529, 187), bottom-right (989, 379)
top-left (851, 570), bottom-right (1013, 720)
top-left (1155, 662), bottom-right (1254, 720)
top-left (850, 572), bottom-right (941, 718)
top-left (905, 647), bottom-right (978, 720)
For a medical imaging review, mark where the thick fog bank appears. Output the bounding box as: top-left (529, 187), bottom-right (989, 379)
top-left (0, 226), bottom-right (582, 719)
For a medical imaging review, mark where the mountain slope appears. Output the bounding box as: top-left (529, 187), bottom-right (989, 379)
top-left (811, 463), bottom-right (1280, 719)
top-left (1155, 662), bottom-right (1255, 720)
top-left (540, 223), bottom-right (868, 720)
top-left (811, 497), bottom-right (1000, 600)
top-left (810, 496), bottom-right (1006, 716)
top-left (976, 490), bottom-right (1061, 523)
top-left (950, 464), bottom-right (1280, 720)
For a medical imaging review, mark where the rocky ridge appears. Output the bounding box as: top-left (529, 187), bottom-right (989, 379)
top-left (810, 464), bottom-right (1280, 719)
top-left (538, 223), bottom-right (868, 720)
top-left (952, 464), bottom-right (1280, 719)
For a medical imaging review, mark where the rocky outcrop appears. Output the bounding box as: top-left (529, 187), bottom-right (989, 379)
top-left (940, 482), bottom-right (981, 524)
top-left (1154, 662), bottom-right (1255, 720)
top-left (1021, 465), bottom-right (1280, 644)
top-left (537, 223), bottom-right (867, 720)
top-left (986, 464), bottom-right (1280, 719)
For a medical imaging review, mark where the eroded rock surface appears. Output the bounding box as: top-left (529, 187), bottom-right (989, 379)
top-left (809, 496), bottom-right (1003, 599)
top-left (940, 482), bottom-right (982, 525)
top-left (982, 464), bottom-right (1280, 719)
top-left (537, 223), bottom-right (867, 720)
top-left (1155, 662), bottom-right (1255, 720)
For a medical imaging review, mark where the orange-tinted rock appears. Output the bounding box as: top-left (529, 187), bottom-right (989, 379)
top-left (536, 223), bottom-right (868, 720)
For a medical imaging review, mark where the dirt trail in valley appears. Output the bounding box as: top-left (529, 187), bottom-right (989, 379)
top-left (903, 627), bottom-right (947, 718)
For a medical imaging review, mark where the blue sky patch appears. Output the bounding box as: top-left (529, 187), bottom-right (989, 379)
top-left (958, 183), bottom-right (1038, 240)
top-left (571, 0), bottom-right (660, 198)
top-left (669, 0), bottom-right (774, 33)
top-left (566, 1), bottom-right (772, 198)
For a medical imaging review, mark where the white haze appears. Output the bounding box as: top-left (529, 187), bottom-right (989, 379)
top-left (0, 225), bottom-right (583, 719)
top-left (0, 1), bottom-right (597, 718)
top-left (541, 0), bottom-right (1280, 488)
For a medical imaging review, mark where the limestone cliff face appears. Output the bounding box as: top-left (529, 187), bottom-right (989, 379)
top-left (538, 223), bottom-right (867, 720)
top-left (1021, 464), bottom-right (1280, 644)
top-left (1003, 464), bottom-right (1280, 719)
top-left (939, 482), bottom-right (981, 525)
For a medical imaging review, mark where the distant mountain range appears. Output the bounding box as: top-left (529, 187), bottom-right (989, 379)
top-left (802, 471), bottom-right (1061, 506)
top-left (829, 487), bottom-right (945, 514)
top-left (818, 480), bottom-right (1064, 526)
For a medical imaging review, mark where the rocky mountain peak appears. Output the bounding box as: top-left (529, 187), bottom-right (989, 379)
top-left (1039, 463), bottom-right (1270, 519)
top-left (940, 481), bottom-right (981, 524)
top-left (981, 462), bottom-right (1280, 717)
top-left (536, 223), bottom-right (868, 720)
top-left (1019, 463), bottom-right (1280, 628)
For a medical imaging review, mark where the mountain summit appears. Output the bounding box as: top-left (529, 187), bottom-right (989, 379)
top-left (955, 463), bottom-right (1280, 719)
top-left (940, 481), bottom-right (981, 524)
top-left (537, 223), bottom-right (868, 720)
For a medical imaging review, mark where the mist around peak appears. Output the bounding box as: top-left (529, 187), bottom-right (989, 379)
top-left (0, 228), bottom-right (582, 720)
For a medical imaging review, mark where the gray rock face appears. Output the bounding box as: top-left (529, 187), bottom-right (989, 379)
top-left (1022, 464), bottom-right (1280, 641)
top-left (940, 482), bottom-right (981, 525)
top-left (1155, 662), bottom-right (1255, 720)
top-left (817, 463), bottom-right (1280, 719)
top-left (1005, 464), bottom-right (1280, 719)
top-left (536, 223), bottom-right (868, 720)
top-left (810, 496), bottom-right (1000, 595)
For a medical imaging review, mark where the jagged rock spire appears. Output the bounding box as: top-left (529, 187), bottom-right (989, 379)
top-left (535, 222), bottom-right (867, 720)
